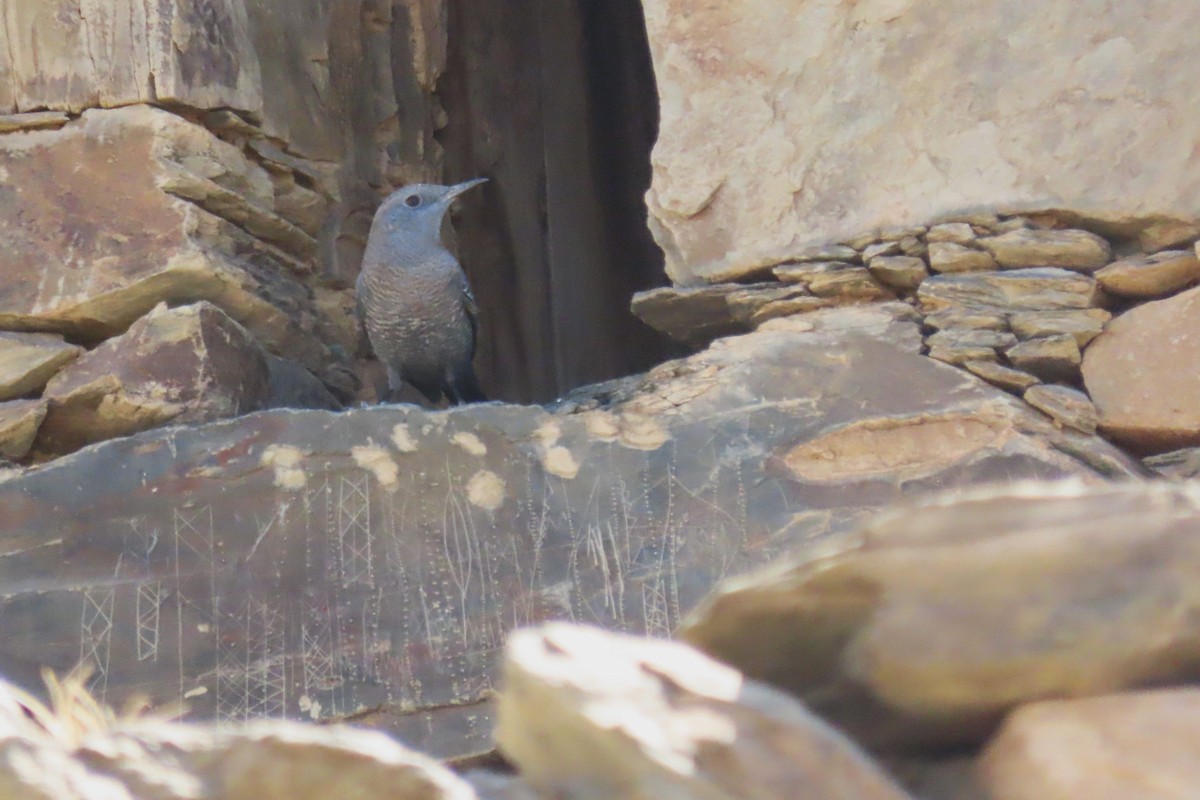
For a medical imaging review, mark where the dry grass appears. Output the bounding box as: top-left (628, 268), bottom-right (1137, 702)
top-left (7, 665), bottom-right (166, 747)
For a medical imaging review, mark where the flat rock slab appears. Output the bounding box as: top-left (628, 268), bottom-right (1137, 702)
top-left (1095, 249), bottom-right (1200, 298)
top-left (1023, 384), bottom-right (1098, 434)
top-left (0, 398), bottom-right (47, 461)
top-left (978, 229), bottom-right (1111, 272)
top-left (0, 331), bottom-right (1137, 760)
top-left (1082, 283), bottom-right (1200, 452)
top-left (918, 269), bottom-right (1102, 314)
top-left (683, 481), bottom-right (1200, 753)
top-left (0, 332), bottom-right (82, 401)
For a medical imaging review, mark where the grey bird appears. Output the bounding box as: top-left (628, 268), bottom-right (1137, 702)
top-left (356, 178), bottom-right (488, 405)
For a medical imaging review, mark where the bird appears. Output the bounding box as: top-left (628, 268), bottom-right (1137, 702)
top-left (356, 178), bottom-right (489, 405)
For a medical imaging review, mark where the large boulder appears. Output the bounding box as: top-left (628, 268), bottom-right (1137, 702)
top-left (642, 0), bottom-right (1200, 283)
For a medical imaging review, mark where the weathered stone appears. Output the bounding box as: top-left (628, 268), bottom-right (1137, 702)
top-left (926, 329), bottom-right (1018, 351)
top-left (928, 242), bottom-right (999, 274)
top-left (37, 302), bottom-right (269, 455)
top-left (497, 624), bottom-right (913, 800)
top-left (1143, 447), bottom-right (1200, 479)
top-left (980, 690), bottom-right (1200, 800)
top-left (1005, 335), bottom-right (1082, 382)
top-left (1023, 385), bottom-right (1098, 434)
top-left (773, 260), bottom-right (855, 285)
top-left (1094, 249), bottom-right (1200, 298)
top-left (869, 256), bottom-right (929, 290)
top-left (992, 217), bottom-right (1032, 234)
top-left (747, 296), bottom-right (836, 327)
top-left (630, 284), bottom-right (761, 347)
top-left (0, 111), bottom-right (69, 132)
top-left (1140, 219), bottom-right (1200, 252)
top-left (0, 399), bottom-right (47, 461)
top-left (863, 240), bottom-right (904, 260)
top-left (979, 229), bottom-right (1112, 272)
top-left (726, 285), bottom-right (819, 323)
top-left (1083, 284), bottom-right (1200, 452)
top-left (683, 481), bottom-right (1200, 753)
top-left (757, 302), bottom-right (923, 352)
top-left (784, 243), bottom-right (860, 263)
top-left (1008, 309), bottom-right (1110, 347)
top-left (964, 361), bottom-right (1041, 393)
top-left (926, 223), bottom-right (977, 245)
top-left (918, 269), bottom-right (1102, 314)
top-left (0, 329), bottom-right (1137, 759)
top-left (923, 311), bottom-right (1009, 332)
top-left (463, 771), bottom-right (540, 800)
top-left (0, 333), bottom-right (82, 401)
top-left (265, 355), bottom-right (342, 412)
top-left (0, 105), bottom-right (328, 369)
top-left (897, 236), bottom-right (926, 258)
top-left (807, 268), bottom-right (895, 300)
top-left (888, 759), bottom-right (989, 800)
top-left (927, 346), bottom-right (998, 366)
top-left (642, 1), bottom-right (1200, 284)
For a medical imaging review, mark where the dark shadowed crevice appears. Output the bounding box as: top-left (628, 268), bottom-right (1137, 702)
top-left (436, 0), bottom-right (674, 404)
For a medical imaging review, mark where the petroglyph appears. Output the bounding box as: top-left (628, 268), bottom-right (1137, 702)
top-left (351, 444), bottom-right (400, 491)
top-left (466, 470), bottom-right (506, 511)
top-left (391, 423), bottom-right (419, 453)
top-left (542, 446), bottom-right (580, 480)
top-left (261, 444), bottom-right (307, 489)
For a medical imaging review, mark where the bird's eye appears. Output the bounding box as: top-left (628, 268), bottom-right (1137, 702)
top-left (404, 195), bottom-right (421, 208)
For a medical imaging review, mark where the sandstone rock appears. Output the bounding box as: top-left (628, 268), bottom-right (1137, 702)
top-left (1023, 385), bottom-right (1098, 434)
top-left (756, 302), bottom-right (924, 352)
top-left (0, 399), bottom-right (47, 461)
top-left (497, 624), bottom-right (913, 800)
top-left (897, 236), bottom-right (926, 258)
top-left (0, 111), bottom-right (69, 132)
top-left (264, 356), bottom-right (342, 412)
top-left (927, 346), bottom-right (999, 366)
top-left (726, 285), bottom-right (820, 323)
top-left (926, 330), bottom-right (1018, 351)
top-left (888, 759), bottom-right (989, 800)
top-left (747, 296), bottom-right (836, 327)
top-left (463, 772), bottom-right (540, 800)
top-left (807, 268), bottom-right (894, 300)
top-left (923, 311), bottom-right (1009, 332)
top-left (37, 303), bottom-right (269, 455)
top-left (0, 106), bottom-right (328, 369)
top-left (918, 269), bottom-right (1102, 314)
top-left (0, 333), bottom-right (82, 401)
top-left (1094, 249), bottom-right (1200, 298)
top-left (785, 244), bottom-right (860, 263)
top-left (1008, 309), bottom-right (1110, 347)
top-left (869, 256), bottom-right (929, 290)
top-left (0, 329), bottom-right (1138, 759)
top-left (980, 690), bottom-right (1200, 800)
top-left (928, 242), bottom-right (998, 274)
top-left (1143, 447), bottom-right (1200, 479)
top-left (1005, 335), bottom-right (1082, 382)
top-left (683, 481), bottom-right (1200, 753)
top-left (979, 229), bottom-right (1112, 272)
top-left (964, 361), bottom-right (1040, 394)
top-left (629, 284), bottom-right (761, 346)
top-left (863, 241), bottom-right (904, 260)
top-left (926, 223), bottom-right (978, 245)
top-left (773, 261), bottom-right (855, 285)
top-left (1082, 284), bottom-right (1200, 452)
top-left (641, 1), bottom-right (1200, 284)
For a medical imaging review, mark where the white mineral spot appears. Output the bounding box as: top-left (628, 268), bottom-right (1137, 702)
top-left (391, 423), bottom-right (418, 453)
top-left (260, 444), bottom-right (307, 490)
top-left (452, 431), bottom-right (488, 456)
top-left (534, 419), bottom-right (562, 447)
top-left (352, 444), bottom-right (400, 491)
top-left (466, 470), bottom-right (506, 511)
top-left (582, 410), bottom-right (621, 441)
top-left (183, 686), bottom-right (208, 699)
top-left (543, 445), bottom-right (580, 480)
top-left (299, 695), bottom-right (323, 719)
top-left (619, 414), bottom-right (671, 451)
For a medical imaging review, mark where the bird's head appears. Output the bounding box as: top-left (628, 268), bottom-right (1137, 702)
top-left (373, 178), bottom-right (488, 237)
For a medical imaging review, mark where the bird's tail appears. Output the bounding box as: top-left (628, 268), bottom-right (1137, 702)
top-left (448, 365), bottom-right (488, 405)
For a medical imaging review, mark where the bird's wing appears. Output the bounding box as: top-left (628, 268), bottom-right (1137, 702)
top-left (462, 279), bottom-right (480, 356)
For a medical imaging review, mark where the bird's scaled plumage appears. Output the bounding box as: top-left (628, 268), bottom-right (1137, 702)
top-left (356, 178), bottom-right (488, 405)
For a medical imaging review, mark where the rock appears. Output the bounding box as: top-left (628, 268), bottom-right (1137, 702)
top-left (888, 759), bottom-right (989, 800)
top-left (0, 328), bottom-right (1138, 759)
top-left (918, 269), bottom-right (1102, 314)
top-left (784, 244), bottom-right (861, 263)
top-left (0, 106), bottom-right (328, 369)
top-left (807, 268), bottom-right (894, 300)
top-left (1005, 335), bottom-right (1082, 382)
top-left (757, 302), bottom-right (924, 352)
top-left (497, 624), bottom-right (914, 800)
top-left (979, 229), bottom-right (1112, 272)
top-left (923, 311), bottom-right (1009, 332)
top-left (265, 356), bottom-right (342, 411)
top-left (682, 481), bottom-right (1200, 753)
top-left (1083, 284), bottom-right (1200, 452)
top-left (726, 285), bottom-right (822, 323)
top-left (869, 256), bottom-right (929, 290)
top-left (1008, 309), bottom-right (1110, 347)
top-left (863, 240), bottom-right (904, 260)
top-left (462, 772), bottom-right (540, 800)
top-left (928, 242), bottom-right (998, 274)
top-left (0, 111), bottom-right (69, 132)
top-left (641, 1), bottom-right (1200, 283)
top-left (1023, 385), bottom-right (1098, 434)
top-left (0, 333), bottom-right (82, 401)
top-left (927, 346), bottom-right (999, 366)
top-left (1143, 447), bottom-right (1200, 479)
top-left (926, 223), bottom-right (978, 245)
top-left (630, 284), bottom-right (760, 347)
top-left (897, 236), bottom-right (926, 258)
top-left (773, 261), bottom-right (855, 285)
top-left (37, 302), bottom-right (269, 455)
top-left (0, 399), bottom-right (47, 461)
top-left (746, 296), bottom-right (836, 327)
top-left (925, 329), bottom-right (1018, 351)
top-left (964, 361), bottom-right (1041, 394)
top-left (980, 690), bottom-right (1200, 800)
top-left (1095, 249), bottom-right (1200, 298)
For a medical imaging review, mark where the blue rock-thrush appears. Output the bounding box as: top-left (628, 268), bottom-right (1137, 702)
top-left (356, 179), bottom-right (488, 405)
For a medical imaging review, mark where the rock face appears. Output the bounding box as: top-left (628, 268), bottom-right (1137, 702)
top-left (497, 624), bottom-right (913, 800)
top-left (0, 333), bottom-right (82, 401)
top-left (36, 303), bottom-right (269, 456)
top-left (0, 399), bottom-right (46, 461)
top-left (683, 481), bottom-right (1200, 753)
top-left (642, 0), bottom-right (1200, 283)
top-left (1082, 283), bottom-right (1200, 452)
top-left (0, 329), bottom-right (1136, 760)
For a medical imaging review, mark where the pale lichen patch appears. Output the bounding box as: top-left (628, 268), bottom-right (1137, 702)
top-left (543, 445), bottom-right (580, 480)
top-left (618, 414), bottom-right (671, 451)
top-left (581, 410), bottom-right (621, 441)
top-left (466, 470), bottom-right (507, 511)
top-left (260, 444), bottom-right (307, 490)
top-left (352, 444), bottom-right (400, 491)
top-left (452, 431), bottom-right (488, 456)
top-left (534, 419), bottom-right (562, 447)
top-left (391, 423), bottom-right (418, 453)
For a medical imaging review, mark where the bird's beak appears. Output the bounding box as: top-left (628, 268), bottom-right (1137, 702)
top-left (443, 177), bottom-right (488, 202)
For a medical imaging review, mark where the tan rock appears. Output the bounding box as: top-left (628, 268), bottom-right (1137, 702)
top-left (727, 285), bottom-right (820, 323)
top-left (926, 329), bottom-right (1017, 351)
top-left (928, 242), bottom-right (998, 274)
top-left (0, 111), bottom-right (69, 132)
top-left (497, 624), bottom-right (913, 800)
top-left (37, 302), bottom-right (269, 454)
top-left (918, 269), bottom-right (1102, 314)
top-left (757, 302), bottom-right (923, 352)
top-left (1005, 335), bottom-right (1082, 382)
top-left (926, 223), bottom-right (978, 245)
top-left (774, 261), bottom-right (855, 285)
top-left (980, 690), bottom-right (1200, 800)
top-left (1023, 385), bottom-right (1098, 434)
top-left (928, 345), bottom-right (998, 365)
top-left (964, 360), bottom-right (1041, 393)
top-left (1095, 249), bottom-right (1200, 298)
top-left (1143, 447), bottom-right (1200, 479)
top-left (1082, 284), bottom-right (1200, 452)
top-left (0, 399), bottom-right (47, 461)
top-left (807, 268), bottom-right (895, 300)
top-left (0, 333), bottom-right (82, 401)
top-left (923, 311), bottom-right (1009, 331)
top-left (683, 481), bottom-right (1200, 752)
top-left (863, 240), bottom-right (904, 260)
top-left (898, 236), bottom-right (927, 258)
top-left (979, 229), bottom-right (1112, 272)
top-left (785, 243), bottom-right (861, 263)
top-left (869, 255), bottom-right (929, 290)
top-left (630, 284), bottom-right (760, 346)
top-left (1008, 309), bottom-right (1110, 347)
